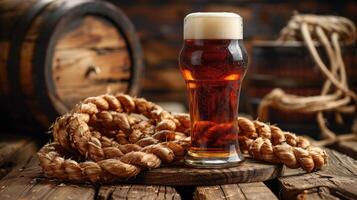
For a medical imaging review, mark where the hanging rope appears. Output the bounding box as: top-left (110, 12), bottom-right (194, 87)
top-left (258, 14), bottom-right (357, 146)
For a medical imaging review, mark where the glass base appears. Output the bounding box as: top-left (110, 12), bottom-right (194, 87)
top-left (184, 148), bottom-right (245, 168)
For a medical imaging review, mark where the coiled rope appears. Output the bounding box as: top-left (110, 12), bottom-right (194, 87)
top-left (38, 94), bottom-right (327, 183)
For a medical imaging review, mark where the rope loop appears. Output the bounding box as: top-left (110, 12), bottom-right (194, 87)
top-left (259, 14), bottom-right (357, 145)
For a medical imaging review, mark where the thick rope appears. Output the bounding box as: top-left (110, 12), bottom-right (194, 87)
top-left (259, 14), bottom-right (356, 146)
top-left (38, 94), bottom-right (327, 183)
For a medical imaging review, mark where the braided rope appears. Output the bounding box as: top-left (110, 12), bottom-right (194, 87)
top-left (38, 94), bottom-right (327, 183)
top-left (237, 118), bottom-right (327, 172)
top-left (259, 14), bottom-right (357, 146)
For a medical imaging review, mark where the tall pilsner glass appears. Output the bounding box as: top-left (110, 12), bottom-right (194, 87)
top-left (179, 12), bottom-right (248, 168)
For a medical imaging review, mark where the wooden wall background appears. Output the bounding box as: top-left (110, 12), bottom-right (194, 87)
top-left (111, 0), bottom-right (357, 111)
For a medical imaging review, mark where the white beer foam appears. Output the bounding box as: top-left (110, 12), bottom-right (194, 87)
top-left (184, 12), bottom-right (243, 39)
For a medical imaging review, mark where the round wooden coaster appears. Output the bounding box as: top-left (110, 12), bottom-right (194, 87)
top-left (126, 158), bottom-right (284, 186)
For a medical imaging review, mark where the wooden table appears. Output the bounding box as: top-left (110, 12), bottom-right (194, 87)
top-left (0, 134), bottom-right (356, 200)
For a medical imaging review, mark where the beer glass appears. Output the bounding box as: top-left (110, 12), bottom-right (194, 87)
top-left (179, 12), bottom-right (248, 168)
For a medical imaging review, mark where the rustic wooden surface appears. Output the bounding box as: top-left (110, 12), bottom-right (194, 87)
top-left (194, 182), bottom-right (278, 200)
top-left (127, 158), bottom-right (282, 186)
top-left (99, 185), bottom-right (181, 200)
top-left (0, 154), bottom-right (278, 200)
top-left (278, 149), bottom-right (357, 200)
top-left (0, 155), bottom-right (96, 200)
top-left (1, 146), bottom-right (356, 199)
top-left (330, 139), bottom-right (357, 160)
top-left (0, 135), bottom-right (37, 179)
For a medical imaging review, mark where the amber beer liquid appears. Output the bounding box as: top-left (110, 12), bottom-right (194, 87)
top-left (179, 13), bottom-right (248, 167)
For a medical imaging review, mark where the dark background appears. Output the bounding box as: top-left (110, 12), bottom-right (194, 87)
top-left (111, 0), bottom-right (357, 107)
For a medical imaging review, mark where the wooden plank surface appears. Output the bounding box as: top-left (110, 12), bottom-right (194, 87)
top-left (194, 182), bottom-right (278, 200)
top-left (0, 148), bottom-right (355, 199)
top-left (99, 185), bottom-right (181, 200)
top-left (278, 149), bottom-right (357, 200)
top-left (0, 135), bottom-right (37, 179)
top-left (0, 155), bottom-right (96, 200)
top-left (331, 139), bottom-right (357, 160)
top-left (122, 158), bottom-right (283, 186)
top-left (0, 154), bottom-right (182, 200)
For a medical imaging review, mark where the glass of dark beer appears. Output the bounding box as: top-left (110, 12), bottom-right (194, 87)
top-left (179, 12), bottom-right (248, 168)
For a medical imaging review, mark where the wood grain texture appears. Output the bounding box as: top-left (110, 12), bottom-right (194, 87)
top-left (0, 135), bottom-right (37, 179)
top-left (0, 155), bottom-right (96, 200)
top-left (278, 149), bottom-right (357, 200)
top-left (0, 0), bottom-right (38, 39)
top-left (194, 182), bottom-right (278, 200)
top-left (0, 152), bottom-right (281, 199)
top-left (331, 139), bottom-right (357, 160)
top-left (98, 185), bottom-right (181, 200)
top-left (0, 0), bottom-right (142, 131)
top-left (121, 158), bottom-right (283, 186)
top-left (1, 145), bottom-right (356, 199)
top-left (52, 16), bottom-right (131, 111)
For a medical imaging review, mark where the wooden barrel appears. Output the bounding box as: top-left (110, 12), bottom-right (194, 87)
top-left (0, 0), bottom-right (143, 132)
top-left (246, 41), bottom-right (356, 135)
